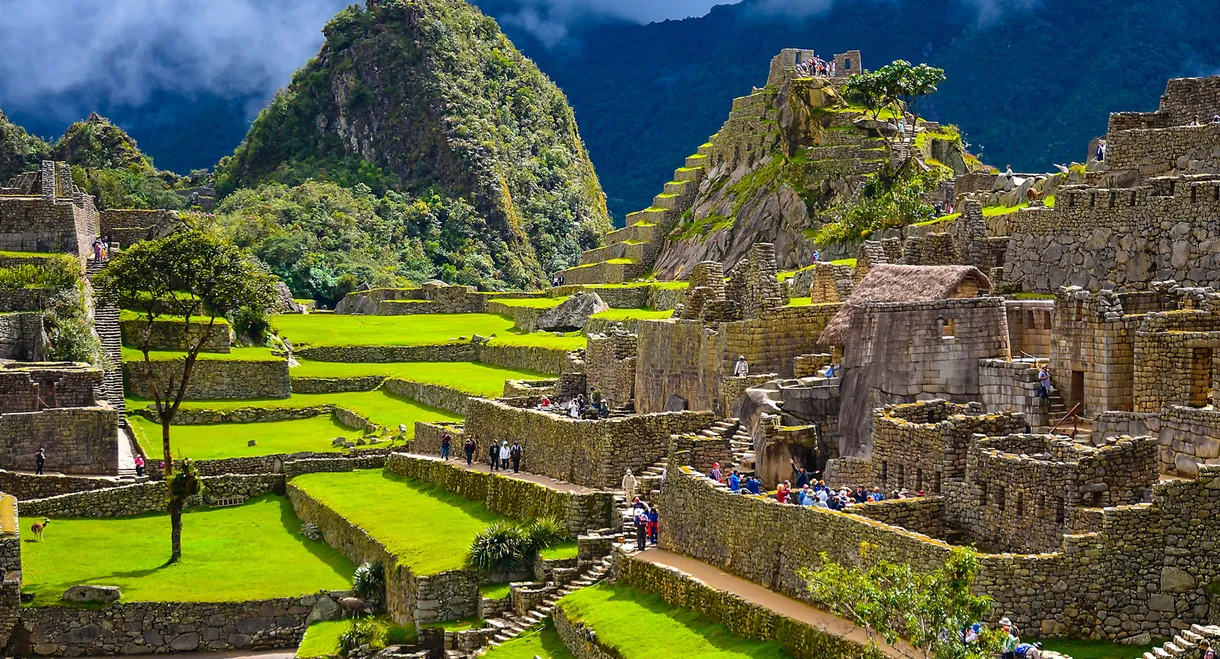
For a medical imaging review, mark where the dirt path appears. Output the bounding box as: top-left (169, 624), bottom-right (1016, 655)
top-left (633, 549), bottom-right (920, 659)
top-left (400, 452), bottom-right (597, 494)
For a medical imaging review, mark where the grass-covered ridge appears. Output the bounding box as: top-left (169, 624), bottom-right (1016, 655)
top-left (21, 496), bottom-right (354, 606)
top-left (128, 414), bottom-right (367, 461)
top-left (558, 583), bottom-right (791, 658)
top-left (290, 469), bottom-right (506, 576)
top-left (271, 313), bottom-right (586, 351)
top-left (291, 360), bottom-right (551, 397)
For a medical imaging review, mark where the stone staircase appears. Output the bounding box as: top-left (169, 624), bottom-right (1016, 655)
top-left (85, 259), bottom-right (125, 418)
top-left (1045, 390), bottom-right (1092, 441)
top-left (472, 554), bottom-right (614, 655)
top-left (1141, 624), bottom-right (1220, 659)
top-left (556, 141), bottom-right (713, 285)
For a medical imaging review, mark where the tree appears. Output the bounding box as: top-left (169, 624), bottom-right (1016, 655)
top-left (843, 72), bottom-right (894, 122)
top-left (878, 60), bottom-right (947, 134)
top-left (801, 543), bottom-right (1000, 659)
top-left (93, 230), bottom-right (275, 563)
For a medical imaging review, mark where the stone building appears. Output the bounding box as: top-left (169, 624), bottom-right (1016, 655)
top-left (0, 161), bottom-right (99, 257)
top-left (822, 265), bottom-right (1009, 456)
top-left (0, 363), bottom-right (119, 474)
top-left (584, 326), bottom-right (636, 410)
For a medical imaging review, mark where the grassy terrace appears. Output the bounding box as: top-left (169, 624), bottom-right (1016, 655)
top-left (558, 583), bottom-right (790, 658)
top-left (129, 389), bottom-right (462, 438)
top-left (121, 346), bottom-right (280, 362)
top-left (482, 625), bottom-right (574, 659)
top-left (584, 281), bottom-right (687, 290)
top-left (492, 297), bottom-right (566, 309)
top-left (291, 360), bottom-right (552, 397)
top-left (291, 470), bottom-right (503, 575)
top-left (271, 313), bottom-right (585, 350)
top-left (590, 308), bottom-right (674, 322)
top-left (129, 414), bottom-right (367, 460)
top-left (298, 617), bottom-right (415, 658)
top-left (22, 497), bottom-right (353, 606)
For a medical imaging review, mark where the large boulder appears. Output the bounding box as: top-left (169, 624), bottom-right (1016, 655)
top-left (537, 292), bottom-right (608, 331)
top-left (271, 281), bottom-right (304, 314)
top-left (63, 585), bottom-right (120, 604)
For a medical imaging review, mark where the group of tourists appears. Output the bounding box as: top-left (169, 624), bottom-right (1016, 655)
top-left (629, 496), bottom-right (659, 551)
top-left (449, 434), bottom-right (524, 473)
top-left (796, 56), bottom-right (836, 78)
top-left (90, 236), bottom-right (111, 262)
top-left (705, 458), bottom-right (930, 510)
top-left (550, 273), bottom-right (566, 287)
top-left (536, 392), bottom-right (611, 419)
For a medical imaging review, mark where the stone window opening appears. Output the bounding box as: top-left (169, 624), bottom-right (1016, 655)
top-left (980, 483), bottom-right (988, 506)
top-left (1130, 191), bottom-right (1138, 206)
top-left (996, 486), bottom-right (1006, 513)
top-left (1191, 185), bottom-right (1198, 203)
top-left (896, 463), bottom-right (906, 489)
top-left (1109, 190), bottom-right (1117, 208)
top-left (915, 468), bottom-right (924, 492)
top-left (1090, 491), bottom-right (1103, 508)
top-left (1213, 185), bottom-right (1219, 202)
top-left (1054, 496), bottom-right (1065, 524)
top-left (1068, 193), bottom-right (1076, 208)
top-left (1016, 492), bottom-right (1024, 518)
top-left (939, 317), bottom-right (956, 339)
top-left (1189, 347), bottom-right (1213, 408)
top-left (1037, 495), bottom-right (1046, 518)
top-left (1088, 193), bottom-right (1096, 208)
top-left (880, 461), bottom-right (888, 488)
top-left (933, 471), bottom-right (942, 494)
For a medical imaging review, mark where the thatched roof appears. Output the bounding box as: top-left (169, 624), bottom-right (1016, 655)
top-left (819, 265), bottom-right (992, 346)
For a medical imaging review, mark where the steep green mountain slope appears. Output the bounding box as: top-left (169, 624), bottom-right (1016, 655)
top-left (215, 0), bottom-right (610, 289)
top-left (0, 110), bottom-right (50, 183)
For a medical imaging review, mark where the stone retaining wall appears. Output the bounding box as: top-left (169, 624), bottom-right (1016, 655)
top-left (610, 552), bottom-right (882, 659)
top-left (124, 359), bottom-right (290, 400)
top-left (7, 593), bottom-right (339, 656)
top-left (289, 376), bottom-right (384, 393)
top-left (119, 318), bottom-right (231, 353)
top-left (385, 454), bottom-right (614, 534)
top-left (476, 344), bottom-right (569, 375)
top-left (291, 344), bottom-right (570, 375)
top-left (382, 379), bottom-right (470, 415)
top-left (0, 407), bottom-right (119, 474)
top-left (659, 459), bottom-right (1220, 641)
top-left (0, 312), bottom-right (45, 361)
top-left (552, 605), bottom-right (616, 659)
top-left (411, 421), bottom-right (465, 456)
top-left (463, 399), bottom-right (714, 489)
top-left (0, 469), bottom-right (123, 500)
top-left (20, 474), bottom-right (281, 518)
top-left (848, 496), bottom-right (946, 539)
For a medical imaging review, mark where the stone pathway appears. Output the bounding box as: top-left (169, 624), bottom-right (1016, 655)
top-left (400, 453), bottom-right (597, 494)
top-left (116, 425), bottom-right (138, 479)
top-left (633, 549), bottom-right (919, 659)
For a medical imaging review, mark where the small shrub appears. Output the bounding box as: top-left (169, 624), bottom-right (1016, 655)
top-left (339, 618), bottom-right (383, 654)
top-left (0, 255), bottom-right (79, 290)
top-left (523, 517), bottom-right (565, 552)
top-left (352, 561), bottom-right (385, 601)
top-left (468, 521), bottom-right (528, 573)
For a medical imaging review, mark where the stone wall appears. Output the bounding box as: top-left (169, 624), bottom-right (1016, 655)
top-left (8, 593), bottom-right (338, 656)
top-left (659, 460), bottom-right (1220, 641)
top-left (476, 344), bottom-right (570, 375)
top-left (20, 474), bottom-right (281, 518)
top-left (0, 312), bottom-right (45, 361)
top-left (124, 358), bottom-right (290, 400)
top-left (0, 288), bottom-right (58, 314)
top-left (0, 407), bottom-right (118, 474)
top-left (1051, 287), bottom-right (1146, 416)
top-left (410, 421), bottom-right (465, 456)
top-left (0, 162), bottom-right (98, 257)
top-left (381, 378), bottom-right (471, 415)
top-left (0, 469), bottom-right (122, 500)
top-left (978, 358), bottom-right (1049, 428)
top-left (0, 363), bottom-right (101, 413)
top-left (296, 344), bottom-right (476, 363)
top-left (1132, 308), bottom-right (1220, 413)
top-left (609, 551), bottom-right (881, 659)
top-left (463, 398), bottom-right (714, 488)
top-left (1004, 180), bottom-right (1220, 292)
top-left (1005, 299), bottom-right (1053, 358)
top-left (289, 375), bottom-right (384, 394)
top-left (1150, 406), bottom-right (1220, 476)
top-left (1107, 76), bottom-right (1220, 132)
top-left (385, 453), bottom-right (614, 534)
top-left (635, 304), bottom-right (840, 415)
top-left (584, 330), bottom-right (636, 409)
top-left (120, 318), bottom-right (231, 352)
top-left (848, 496), bottom-right (946, 538)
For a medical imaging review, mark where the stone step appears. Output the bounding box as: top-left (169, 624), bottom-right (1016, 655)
top-left (651, 193), bottom-right (682, 210)
top-left (685, 154), bottom-right (709, 169)
top-left (673, 166), bottom-right (704, 183)
top-left (1154, 647), bottom-right (1172, 658)
top-left (1181, 630), bottom-right (1203, 643)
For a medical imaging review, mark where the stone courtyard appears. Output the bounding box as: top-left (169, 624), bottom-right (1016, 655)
top-left (3, 45), bottom-right (1220, 659)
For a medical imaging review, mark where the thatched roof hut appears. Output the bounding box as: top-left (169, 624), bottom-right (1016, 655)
top-left (819, 264), bottom-right (992, 346)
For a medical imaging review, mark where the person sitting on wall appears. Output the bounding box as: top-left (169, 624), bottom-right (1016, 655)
top-left (538, 396), bottom-right (551, 410)
top-left (709, 462), bottom-right (723, 483)
top-left (733, 355), bottom-right (749, 377)
top-left (744, 477), bottom-right (763, 495)
top-left (728, 470), bottom-right (741, 492)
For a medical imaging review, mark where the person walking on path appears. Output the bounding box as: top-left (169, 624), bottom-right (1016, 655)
top-left (499, 440), bottom-right (510, 470)
top-left (134, 455), bottom-right (145, 477)
top-left (634, 506), bottom-right (649, 552)
top-left (622, 468), bottom-right (637, 502)
top-left (35, 448), bottom-right (45, 475)
top-left (488, 442), bottom-right (500, 471)
top-left (464, 437), bottom-right (475, 466)
top-left (510, 442), bottom-right (523, 473)
top-left (440, 432), bottom-right (451, 461)
top-left (647, 506), bottom-right (659, 545)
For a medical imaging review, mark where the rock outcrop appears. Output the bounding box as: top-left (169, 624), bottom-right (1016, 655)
top-left (537, 292), bottom-right (608, 331)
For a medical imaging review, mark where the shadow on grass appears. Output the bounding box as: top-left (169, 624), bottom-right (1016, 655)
top-left (276, 495), bottom-right (358, 581)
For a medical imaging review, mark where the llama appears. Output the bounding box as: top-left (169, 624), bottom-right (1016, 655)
top-left (30, 517), bottom-right (49, 541)
top-left (338, 596), bottom-right (370, 619)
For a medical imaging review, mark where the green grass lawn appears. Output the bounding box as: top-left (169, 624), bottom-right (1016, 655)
top-left (480, 583), bottom-right (512, 599)
top-left (786, 297), bottom-right (812, 307)
top-left (297, 617), bottom-right (416, 658)
top-left (590, 308), bottom-right (674, 322)
top-left (121, 346), bottom-right (281, 362)
top-left (291, 470), bottom-right (505, 575)
top-left (129, 414), bottom-right (363, 461)
top-left (1032, 638), bottom-right (1157, 659)
top-left (291, 360), bottom-right (553, 396)
top-left (271, 313), bottom-right (585, 350)
top-left (559, 583), bottom-right (790, 658)
top-left (22, 496), bottom-right (354, 606)
top-left (482, 624), bottom-right (574, 659)
top-left (0, 250), bottom-right (62, 258)
top-left (982, 203), bottom-right (1029, 217)
top-left (583, 282), bottom-right (687, 290)
top-left (492, 297), bottom-right (566, 308)
top-left (129, 389), bottom-right (463, 437)
top-left (118, 310), bottom-right (230, 325)
top-left (538, 541), bottom-right (578, 561)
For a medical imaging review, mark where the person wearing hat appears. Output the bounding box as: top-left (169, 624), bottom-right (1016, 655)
top-left (999, 617), bottom-right (1019, 659)
top-left (709, 462), bottom-right (723, 483)
top-left (733, 355), bottom-right (749, 377)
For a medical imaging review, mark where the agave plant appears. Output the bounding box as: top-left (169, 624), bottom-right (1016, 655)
top-left (352, 561), bottom-right (385, 603)
top-left (468, 521), bottom-right (528, 573)
top-left (339, 617), bottom-right (383, 654)
top-left (523, 517), bottom-right (566, 553)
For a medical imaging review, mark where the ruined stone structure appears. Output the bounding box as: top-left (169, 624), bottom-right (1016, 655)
top-left (0, 162), bottom-right (98, 257)
top-left (0, 363), bottom-right (118, 474)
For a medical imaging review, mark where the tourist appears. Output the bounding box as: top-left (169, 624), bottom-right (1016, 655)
top-left (35, 448), bottom-right (45, 475)
top-left (634, 506), bottom-right (649, 552)
top-left (709, 461), bottom-right (722, 483)
top-left (464, 437), bottom-right (476, 465)
top-left (1005, 164), bottom-right (1014, 180)
top-left (776, 481), bottom-right (791, 503)
top-left (622, 468), bottom-right (637, 501)
top-left (733, 355), bottom-right (749, 377)
top-left (1037, 364), bottom-right (1052, 399)
top-left (488, 441), bottom-right (500, 471)
top-left (999, 618), bottom-right (1018, 659)
top-left (1015, 642), bottom-right (1043, 659)
top-left (510, 442), bottom-right (523, 472)
top-left (134, 455), bottom-right (145, 477)
top-left (632, 496), bottom-right (648, 514)
top-left (728, 470), bottom-right (740, 492)
top-left (647, 506), bottom-right (659, 544)
top-left (789, 459), bottom-right (809, 488)
top-left (798, 485), bottom-right (814, 506)
top-left (538, 396), bottom-right (551, 410)
top-left (853, 485), bottom-right (868, 503)
top-left (1200, 640), bottom-right (1215, 659)
top-left (811, 249), bottom-right (820, 263)
top-left (92, 238), bottom-right (103, 261)
top-left (745, 477), bottom-right (763, 495)
top-left (440, 432), bottom-right (452, 461)
top-left (869, 487), bottom-right (885, 502)
top-left (567, 398), bottom-right (580, 418)
top-left (500, 440), bottom-right (510, 470)
top-left (897, 121), bottom-right (906, 140)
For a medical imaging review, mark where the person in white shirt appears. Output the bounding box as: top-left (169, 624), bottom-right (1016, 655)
top-left (733, 355), bottom-right (749, 377)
